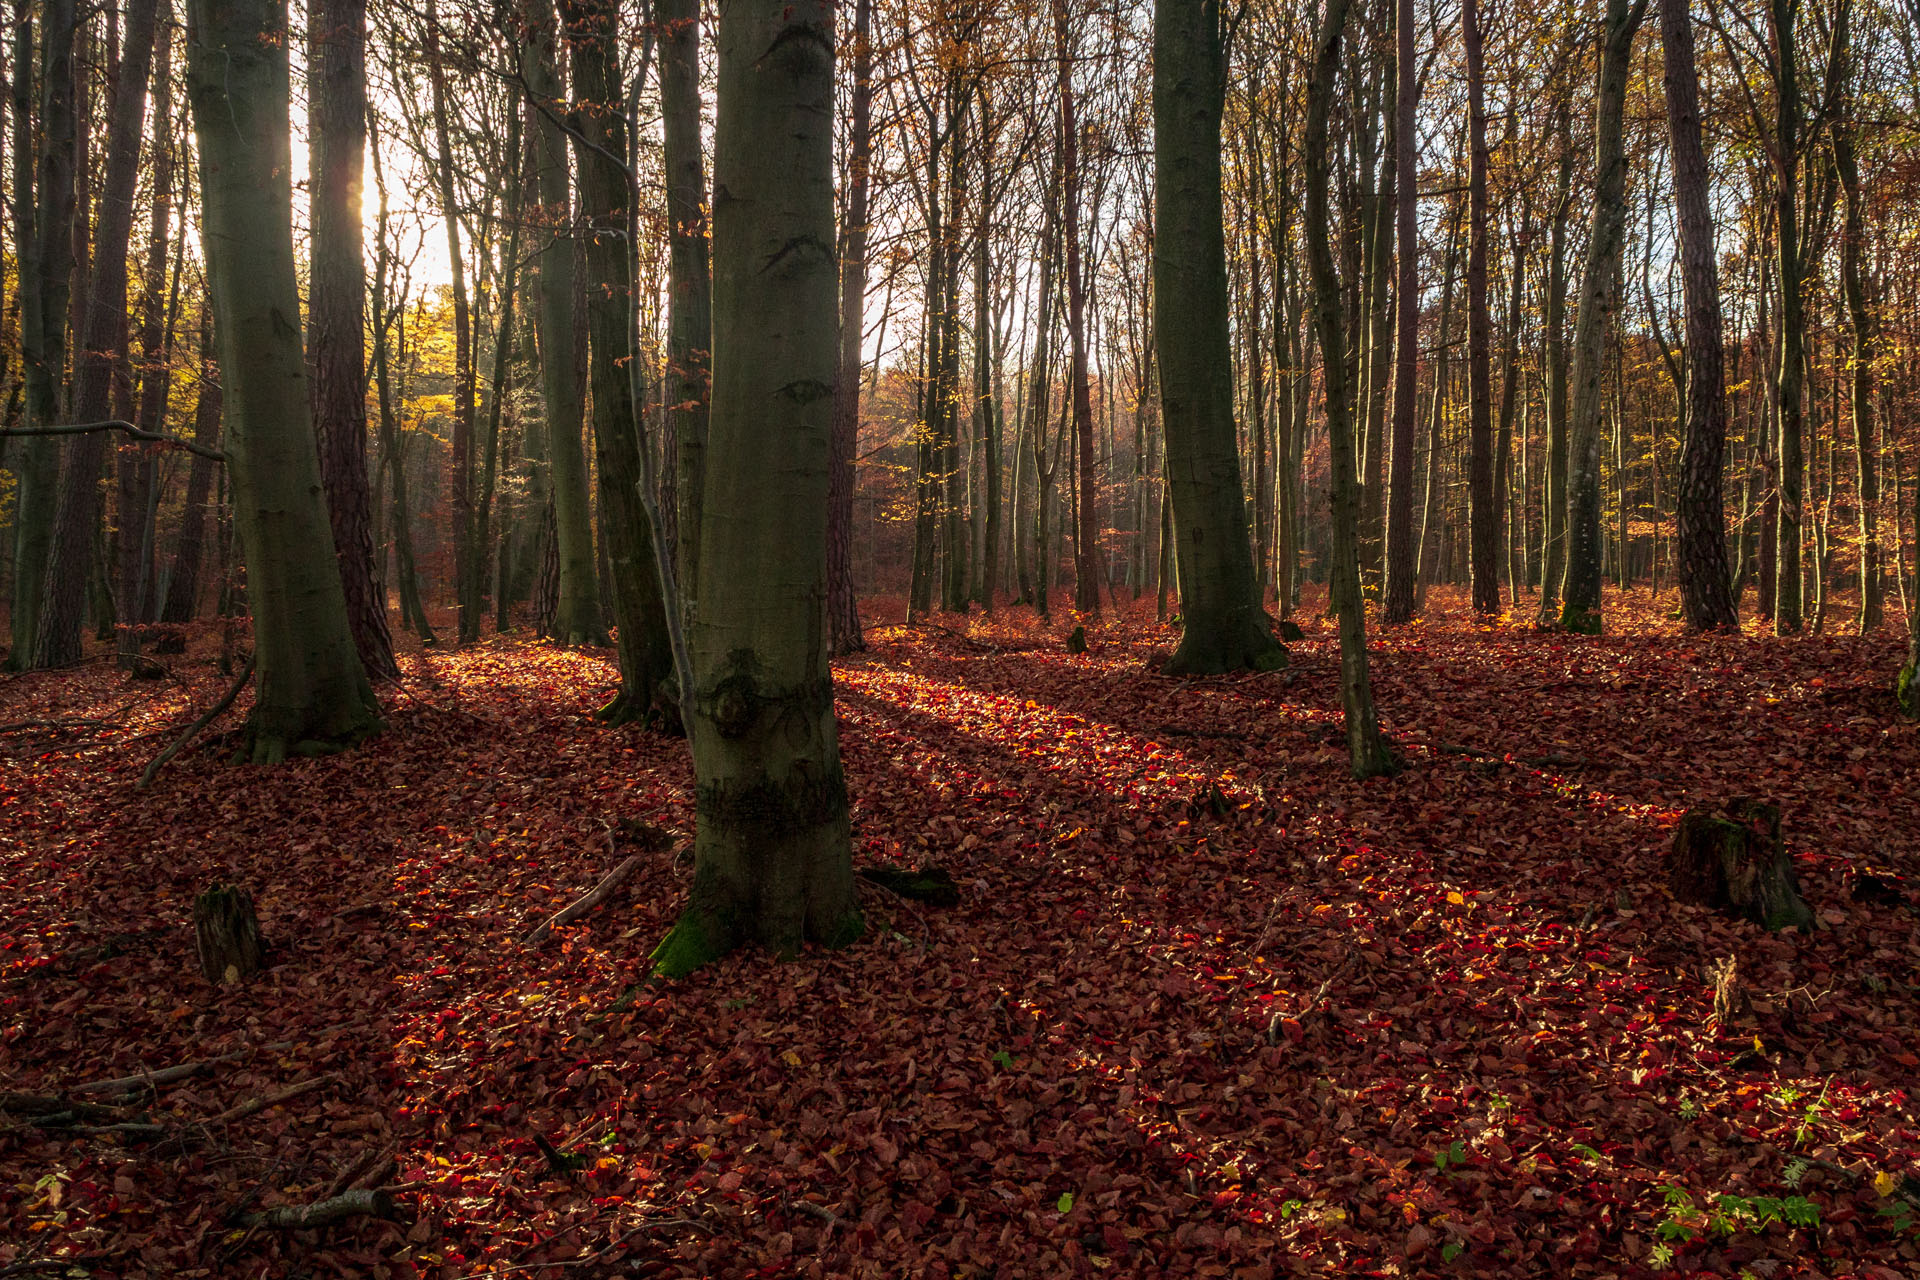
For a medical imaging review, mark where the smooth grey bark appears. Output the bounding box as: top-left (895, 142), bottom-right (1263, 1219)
top-left (1535, 91), bottom-right (1575, 622)
top-left (185, 0), bottom-right (381, 759)
top-left (1558, 0), bottom-right (1648, 633)
top-left (1152, 0), bottom-right (1283, 675)
top-left (1306, 0), bottom-right (1394, 777)
top-left (1830, 7), bottom-right (1878, 634)
top-left (826, 0), bottom-right (869, 650)
top-left (660, 0), bottom-right (711, 638)
top-left (522, 0), bottom-right (607, 645)
top-left (651, 0), bottom-right (858, 976)
top-left (1464, 0), bottom-right (1498, 617)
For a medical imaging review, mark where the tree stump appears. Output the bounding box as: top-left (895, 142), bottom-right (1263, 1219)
top-left (1066, 626), bottom-right (1088, 655)
top-left (195, 884), bottom-right (266, 983)
top-left (1669, 799), bottom-right (1815, 931)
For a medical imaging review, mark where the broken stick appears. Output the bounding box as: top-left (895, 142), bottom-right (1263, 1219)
top-left (245, 1188), bottom-right (398, 1231)
top-left (521, 853), bottom-right (644, 946)
top-left (73, 1050), bottom-right (249, 1095)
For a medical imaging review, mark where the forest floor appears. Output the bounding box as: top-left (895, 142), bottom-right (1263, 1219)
top-left (1, 588), bottom-right (1917, 1279)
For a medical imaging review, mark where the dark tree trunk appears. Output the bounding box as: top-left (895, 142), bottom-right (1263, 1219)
top-left (34, 0), bottom-right (158, 669)
top-left (310, 0), bottom-right (397, 675)
top-left (160, 318), bottom-right (222, 628)
top-left (1382, 0), bottom-right (1419, 625)
top-left (1661, 0), bottom-right (1739, 631)
top-left (660, 0), bottom-right (711, 637)
top-left (1056, 0), bottom-right (1099, 615)
top-left (1769, 0), bottom-right (1805, 635)
top-left (1464, 0), bottom-right (1498, 617)
top-left (1152, 0), bottom-right (1283, 674)
top-left (826, 0), bottom-right (871, 653)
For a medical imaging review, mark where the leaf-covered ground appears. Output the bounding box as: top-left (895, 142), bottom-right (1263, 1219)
top-left (2, 589), bottom-right (1917, 1278)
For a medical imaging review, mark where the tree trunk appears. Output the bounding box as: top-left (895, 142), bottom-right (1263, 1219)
top-left (652, 0), bottom-right (859, 978)
top-left (1831, 12), bottom-right (1878, 635)
top-left (522, 0), bottom-right (606, 646)
top-left (33, 0), bottom-right (158, 669)
top-left (1662, 0), bottom-right (1739, 631)
top-left (1464, 0), bottom-right (1499, 617)
top-left (1152, 0), bottom-right (1283, 674)
top-left (569, 0), bottom-right (675, 728)
top-left (1558, 0), bottom-right (1648, 633)
top-left (1306, 0), bottom-right (1394, 778)
top-left (1056, 0), bottom-right (1099, 616)
top-left (160, 318), bottom-right (221, 629)
top-left (1535, 92), bottom-right (1574, 623)
top-left (186, 0), bottom-right (382, 761)
top-left (661, 0), bottom-right (711, 640)
top-left (310, 0), bottom-right (396, 675)
top-left (1382, 0), bottom-right (1419, 625)
top-left (1769, 0), bottom-right (1804, 635)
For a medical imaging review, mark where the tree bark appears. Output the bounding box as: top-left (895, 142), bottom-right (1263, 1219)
top-left (1464, 0), bottom-right (1499, 617)
top-left (1306, 0), bottom-right (1394, 778)
top-left (160, 318), bottom-right (221, 627)
top-left (826, 0), bottom-right (870, 650)
top-left (1152, 0), bottom-right (1283, 675)
top-left (1055, 0), bottom-right (1099, 616)
top-left (652, 0), bottom-right (859, 977)
top-left (1831, 9), bottom-right (1878, 635)
top-left (34, 0), bottom-right (159, 669)
top-left (310, 0), bottom-right (397, 675)
top-left (661, 0), bottom-right (711, 639)
top-left (186, 0), bottom-right (382, 760)
top-left (522, 0), bottom-right (607, 646)
top-left (1382, 0), bottom-right (1419, 624)
top-left (1769, 0), bottom-right (1805, 635)
top-left (1558, 0), bottom-right (1648, 633)
top-left (1662, 0), bottom-right (1739, 631)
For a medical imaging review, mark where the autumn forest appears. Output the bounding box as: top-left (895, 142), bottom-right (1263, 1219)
top-left (1, 0), bottom-right (1918, 1274)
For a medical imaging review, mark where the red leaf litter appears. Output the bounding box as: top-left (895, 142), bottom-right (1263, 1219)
top-left (2, 588), bottom-right (1916, 1278)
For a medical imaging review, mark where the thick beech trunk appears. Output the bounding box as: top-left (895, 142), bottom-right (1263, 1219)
top-left (1152, 0), bottom-right (1283, 675)
top-left (652, 0), bottom-right (859, 976)
top-left (186, 0), bottom-right (381, 761)
top-left (1661, 0), bottom-right (1738, 631)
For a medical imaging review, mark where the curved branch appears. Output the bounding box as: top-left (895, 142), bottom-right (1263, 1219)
top-left (0, 420), bottom-right (227, 462)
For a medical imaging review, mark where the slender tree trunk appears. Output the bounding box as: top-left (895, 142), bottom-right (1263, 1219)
top-left (569, 0), bottom-right (675, 726)
top-left (652, 0), bottom-right (858, 977)
top-left (826, 0), bottom-right (871, 652)
top-left (1056, 0), bottom-right (1099, 615)
top-left (160, 317), bottom-right (220, 626)
top-left (1306, 0), bottom-right (1394, 777)
top-left (1536, 93), bottom-right (1574, 622)
top-left (310, 0), bottom-right (396, 674)
top-left (1382, 0), bottom-right (1419, 624)
top-left (1153, 0), bottom-right (1282, 673)
top-left (661, 0), bottom-right (710, 640)
top-left (1464, 0), bottom-right (1499, 616)
top-left (1831, 13), bottom-right (1878, 634)
top-left (34, 0), bottom-right (158, 668)
top-left (522, 0), bottom-right (606, 645)
top-left (1769, 0), bottom-right (1805, 635)
top-left (1558, 0), bottom-right (1648, 633)
top-left (1662, 0), bottom-right (1738, 630)
top-left (186, 0), bottom-right (381, 760)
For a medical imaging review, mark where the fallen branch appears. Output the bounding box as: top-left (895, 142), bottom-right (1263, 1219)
top-left (0, 1257), bottom-right (112, 1277)
top-left (138, 655), bottom-right (254, 790)
top-left (208, 1074), bottom-right (334, 1125)
top-left (324, 1145), bottom-right (398, 1199)
top-left (74, 1050), bottom-right (250, 1095)
top-left (244, 1188), bottom-right (398, 1231)
top-left (522, 843), bottom-right (644, 946)
top-left (0, 419), bottom-right (226, 462)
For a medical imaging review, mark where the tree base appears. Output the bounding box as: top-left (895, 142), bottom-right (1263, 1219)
top-left (1164, 612), bottom-right (1287, 677)
top-left (195, 884), bottom-right (266, 983)
top-left (650, 902), bottom-right (865, 979)
top-left (595, 687), bottom-right (684, 735)
top-left (1897, 660), bottom-right (1918, 719)
top-left (239, 717), bottom-right (380, 765)
top-left (1558, 605), bottom-right (1603, 635)
top-left (1670, 798), bottom-right (1815, 931)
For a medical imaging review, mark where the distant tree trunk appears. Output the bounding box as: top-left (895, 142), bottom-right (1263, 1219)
top-left (651, 0), bottom-right (859, 978)
top-left (522, 0), bottom-right (606, 646)
top-left (826, 0), bottom-right (870, 649)
top-left (186, 0), bottom-right (382, 760)
top-left (310, 0), bottom-right (396, 675)
top-left (1382, 0), bottom-right (1419, 624)
top-left (1152, 0), bottom-right (1283, 675)
top-left (1055, 0), bottom-right (1099, 616)
top-left (1494, 210), bottom-right (1526, 608)
top-left (161, 318), bottom-right (221, 627)
top-left (1831, 11), bottom-right (1878, 635)
top-left (660, 0), bottom-right (710, 638)
top-left (1558, 0), bottom-right (1648, 633)
top-left (938, 99), bottom-right (969, 614)
top-left (34, 0), bottom-right (158, 669)
top-left (1306, 0), bottom-right (1394, 778)
top-left (569, 0), bottom-right (674, 727)
top-left (424, 0), bottom-right (478, 643)
top-left (1662, 0), bottom-right (1738, 631)
top-left (1463, 0), bottom-right (1498, 617)
top-left (1535, 91), bottom-right (1574, 623)
top-left (1768, 0), bottom-right (1805, 635)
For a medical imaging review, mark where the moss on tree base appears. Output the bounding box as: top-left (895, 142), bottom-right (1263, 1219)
top-left (1163, 613), bottom-right (1288, 676)
top-left (239, 716), bottom-right (381, 765)
top-left (650, 904), bottom-right (865, 980)
top-left (1558, 606), bottom-right (1603, 635)
top-left (1898, 662), bottom-right (1918, 719)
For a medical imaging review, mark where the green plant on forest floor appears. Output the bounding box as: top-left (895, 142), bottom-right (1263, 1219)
top-left (1648, 1184), bottom-right (1821, 1271)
